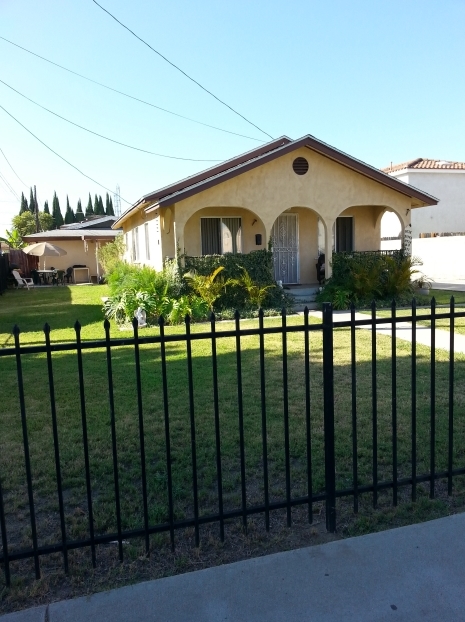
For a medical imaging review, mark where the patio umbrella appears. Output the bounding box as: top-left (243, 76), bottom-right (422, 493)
top-left (23, 242), bottom-right (67, 269)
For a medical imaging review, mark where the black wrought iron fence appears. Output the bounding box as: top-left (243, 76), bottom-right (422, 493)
top-left (0, 300), bottom-right (464, 586)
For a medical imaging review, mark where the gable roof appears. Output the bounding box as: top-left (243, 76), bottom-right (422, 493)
top-left (22, 229), bottom-right (119, 242)
top-left (114, 135), bottom-right (438, 227)
top-left (60, 215), bottom-right (117, 230)
top-left (383, 158), bottom-right (465, 173)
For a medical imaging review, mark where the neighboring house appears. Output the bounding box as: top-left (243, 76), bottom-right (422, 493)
top-left (113, 135), bottom-right (436, 283)
top-left (384, 159), bottom-right (465, 281)
top-left (383, 159), bottom-right (465, 238)
top-left (23, 216), bottom-right (121, 281)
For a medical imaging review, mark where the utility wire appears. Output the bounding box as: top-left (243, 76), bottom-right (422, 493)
top-left (0, 103), bottom-right (133, 205)
top-left (0, 35), bottom-right (264, 143)
top-left (92, 0), bottom-right (274, 140)
top-left (0, 169), bottom-right (20, 201)
top-left (0, 145), bottom-right (29, 188)
top-left (0, 78), bottom-right (224, 162)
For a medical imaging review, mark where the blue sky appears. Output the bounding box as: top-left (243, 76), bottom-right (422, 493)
top-left (1, 0), bottom-right (464, 233)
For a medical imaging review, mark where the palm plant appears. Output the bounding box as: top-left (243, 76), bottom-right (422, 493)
top-left (0, 229), bottom-right (24, 249)
top-left (184, 266), bottom-right (228, 311)
top-left (230, 267), bottom-right (274, 309)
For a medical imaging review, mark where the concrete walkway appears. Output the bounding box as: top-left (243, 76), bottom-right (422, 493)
top-left (307, 310), bottom-right (465, 354)
top-left (2, 513), bottom-right (465, 621)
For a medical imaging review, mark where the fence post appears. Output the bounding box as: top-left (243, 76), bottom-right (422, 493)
top-left (322, 303), bottom-right (336, 532)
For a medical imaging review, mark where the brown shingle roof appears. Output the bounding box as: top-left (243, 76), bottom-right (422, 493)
top-left (114, 136), bottom-right (439, 228)
top-left (383, 158), bottom-right (465, 173)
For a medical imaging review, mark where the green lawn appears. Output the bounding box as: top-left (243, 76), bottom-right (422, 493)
top-left (1, 286), bottom-right (465, 602)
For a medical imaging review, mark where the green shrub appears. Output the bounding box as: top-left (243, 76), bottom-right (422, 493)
top-left (317, 251), bottom-right (422, 309)
top-left (183, 251), bottom-right (293, 310)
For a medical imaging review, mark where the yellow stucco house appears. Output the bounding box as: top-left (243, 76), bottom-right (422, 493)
top-left (113, 135), bottom-right (437, 284)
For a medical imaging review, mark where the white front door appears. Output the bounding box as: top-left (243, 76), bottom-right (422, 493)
top-left (271, 213), bottom-right (299, 284)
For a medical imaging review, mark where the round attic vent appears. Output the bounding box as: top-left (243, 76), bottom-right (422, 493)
top-left (293, 157), bottom-right (309, 175)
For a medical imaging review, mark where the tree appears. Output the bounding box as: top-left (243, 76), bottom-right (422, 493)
top-left (0, 229), bottom-right (25, 249)
top-left (75, 199), bottom-right (84, 222)
top-left (52, 191), bottom-right (64, 228)
top-left (105, 193), bottom-right (115, 216)
top-left (19, 192), bottom-right (28, 214)
top-left (93, 194), bottom-right (100, 214)
top-left (11, 211), bottom-right (54, 237)
top-left (29, 187), bottom-right (35, 213)
top-left (86, 193), bottom-right (93, 216)
top-left (98, 195), bottom-right (105, 215)
top-left (64, 196), bottom-right (75, 224)
top-left (43, 200), bottom-right (50, 214)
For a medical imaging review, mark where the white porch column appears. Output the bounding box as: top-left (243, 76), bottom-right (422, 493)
top-left (324, 218), bottom-right (334, 279)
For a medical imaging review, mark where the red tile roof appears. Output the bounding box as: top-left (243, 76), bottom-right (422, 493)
top-left (383, 158), bottom-right (465, 173)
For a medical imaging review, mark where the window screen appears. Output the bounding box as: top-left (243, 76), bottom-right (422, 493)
top-left (201, 218), bottom-right (241, 255)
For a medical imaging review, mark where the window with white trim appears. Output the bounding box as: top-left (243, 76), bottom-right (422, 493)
top-left (131, 226), bottom-right (140, 262)
top-left (201, 218), bottom-right (242, 255)
top-left (144, 222), bottom-right (150, 260)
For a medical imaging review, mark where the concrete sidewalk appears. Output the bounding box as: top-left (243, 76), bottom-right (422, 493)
top-left (2, 513), bottom-right (465, 621)
top-left (307, 310), bottom-right (465, 354)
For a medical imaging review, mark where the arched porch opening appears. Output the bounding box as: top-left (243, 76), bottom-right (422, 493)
top-left (380, 209), bottom-right (404, 251)
top-left (270, 206), bottom-right (323, 285)
top-left (182, 206), bottom-right (266, 258)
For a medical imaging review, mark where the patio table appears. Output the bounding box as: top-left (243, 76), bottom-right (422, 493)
top-left (37, 269), bottom-right (56, 284)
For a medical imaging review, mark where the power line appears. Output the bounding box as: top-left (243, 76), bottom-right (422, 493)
top-left (92, 0), bottom-right (274, 141)
top-left (0, 35), bottom-right (264, 143)
top-left (0, 103), bottom-right (133, 205)
top-left (0, 78), bottom-right (224, 162)
top-left (0, 169), bottom-right (20, 201)
top-left (0, 145), bottom-right (29, 188)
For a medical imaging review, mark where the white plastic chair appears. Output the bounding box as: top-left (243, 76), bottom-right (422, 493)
top-left (12, 270), bottom-right (34, 290)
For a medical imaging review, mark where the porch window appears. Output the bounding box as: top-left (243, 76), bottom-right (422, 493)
top-left (201, 218), bottom-right (242, 255)
top-left (336, 217), bottom-right (354, 252)
top-left (144, 222), bottom-right (150, 260)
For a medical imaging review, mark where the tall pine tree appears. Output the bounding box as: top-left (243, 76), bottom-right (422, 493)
top-left (43, 200), bottom-right (50, 214)
top-left (85, 193), bottom-right (93, 216)
top-left (97, 195), bottom-right (104, 215)
top-left (75, 199), bottom-right (84, 222)
top-left (93, 194), bottom-right (99, 215)
top-left (52, 192), bottom-right (64, 228)
top-left (20, 192), bottom-right (28, 214)
top-left (29, 187), bottom-right (35, 213)
top-left (64, 195), bottom-right (75, 224)
top-left (105, 193), bottom-right (115, 216)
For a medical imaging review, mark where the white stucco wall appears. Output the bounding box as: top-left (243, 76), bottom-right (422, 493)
top-left (411, 237), bottom-right (465, 282)
top-left (389, 170), bottom-right (465, 238)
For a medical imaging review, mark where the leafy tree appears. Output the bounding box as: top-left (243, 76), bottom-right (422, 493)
top-left (52, 191), bottom-right (64, 228)
top-left (0, 229), bottom-right (25, 249)
top-left (75, 199), bottom-right (84, 222)
top-left (19, 192), bottom-right (29, 214)
top-left (43, 200), bottom-right (50, 214)
top-left (86, 193), bottom-right (93, 216)
top-left (11, 211), bottom-right (54, 237)
top-left (105, 193), bottom-right (115, 216)
top-left (64, 196), bottom-right (75, 224)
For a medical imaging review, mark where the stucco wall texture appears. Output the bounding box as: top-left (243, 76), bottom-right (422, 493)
top-left (120, 146), bottom-right (414, 281)
top-left (392, 171), bottom-right (465, 238)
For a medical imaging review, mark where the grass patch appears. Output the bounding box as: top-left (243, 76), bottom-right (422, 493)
top-left (1, 287), bottom-right (465, 613)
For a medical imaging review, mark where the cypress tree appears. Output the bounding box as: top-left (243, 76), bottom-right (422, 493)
top-left (106, 194), bottom-right (115, 216)
top-left (86, 193), bottom-right (93, 216)
top-left (75, 199), bottom-right (84, 222)
top-left (93, 194), bottom-right (99, 214)
top-left (64, 195), bottom-right (75, 224)
top-left (43, 200), bottom-right (50, 214)
top-left (98, 195), bottom-right (104, 215)
top-left (29, 187), bottom-right (35, 213)
top-left (20, 192), bottom-right (29, 214)
top-left (52, 192), bottom-right (64, 228)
